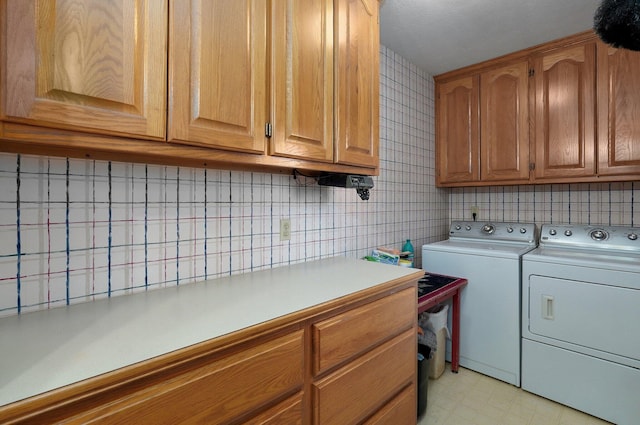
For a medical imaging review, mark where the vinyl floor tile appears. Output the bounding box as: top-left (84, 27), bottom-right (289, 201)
top-left (418, 365), bottom-right (612, 425)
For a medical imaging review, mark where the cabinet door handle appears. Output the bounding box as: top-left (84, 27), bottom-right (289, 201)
top-left (542, 294), bottom-right (554, 320)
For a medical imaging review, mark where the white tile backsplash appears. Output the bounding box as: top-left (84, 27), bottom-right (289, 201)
top-left (449, 183), bottom-right (640, 226)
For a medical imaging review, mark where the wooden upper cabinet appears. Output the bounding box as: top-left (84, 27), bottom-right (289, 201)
top-left (436, 76), bottom-right (480, 184)
top-left (435, 31), bottom-right (640, 187)
top-left (0, 0), bottom-right (380, 174)
top-left (1, 0), bottom-right (167, 139)
top-left (334, 0), bottom-right (380, 168)
top-left (597, 42), bottom-right (640, 176)
top-left (270, 0), bottom-right (334, 162)
top-left (480, 61), bottom-right (530, 182)
top-left (532, 43), bottom-right (596, 180)
top-left (168, 0), bottom-right (268, 154)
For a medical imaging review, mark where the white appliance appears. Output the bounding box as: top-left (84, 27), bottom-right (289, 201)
top-left (422, 221), bottom-right (537, 386)
top-left (522, 224), bottom-right (640, 425)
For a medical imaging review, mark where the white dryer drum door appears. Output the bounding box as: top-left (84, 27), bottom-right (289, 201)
top-left (528, 275), bottom-right (640, 363)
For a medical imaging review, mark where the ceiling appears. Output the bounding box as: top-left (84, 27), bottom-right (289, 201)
top-left (380, 0), bottom-right (604, 76)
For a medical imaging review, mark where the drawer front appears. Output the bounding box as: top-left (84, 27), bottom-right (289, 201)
top-left (312, 328), bottom-right (415, 425)
top-left (312, 287), bottom-right (415, 374)
top-left (244, 393), bottom-right (303, 425)
top-left (65, 330), bottom-right (304, 425)
top-left (363, 384), bottom-right (416, 425)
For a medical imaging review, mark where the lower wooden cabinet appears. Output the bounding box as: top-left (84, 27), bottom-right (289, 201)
top-left (312, 329), bottom-right (416, 425)
top-left (1, 330), bottom-right (304, 425)
top-left (363, 385), bottom-right (417, 425)
top-left (243, 393), bottom-right (304, 425)
top-left (312, 287), bottom-right (415, 375)
top-left (0, 279), bottom-right (419, 425)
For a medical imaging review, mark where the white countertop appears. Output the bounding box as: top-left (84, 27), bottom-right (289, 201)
top-left (0, 257), bottom-right (421, 407)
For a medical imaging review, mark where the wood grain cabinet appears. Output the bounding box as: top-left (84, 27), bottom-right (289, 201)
top-left (480, 61), bottom-right (530, 183)
top-left (435, 31), bottom-right (640, 187)
top-left (168, 0), bottom-right (335, 163)
top-left (168, 0), bottom-right (268, 154)
top-left (436, 76), bottom-right (480, 185)
top-left (597, 41), bottom-right (640, 176)
top-left (0, 329), bottom-right (305, 424)
top-left (0, 0), bottom-right (167, 140)
top-left (436, 61), bottom-right (529, 186)
top-left (0, 0), bottom-right (380, 175)
top-left (271, 0), bottom-right (335, 163)
top-left (531, 42), bottom-right (597, 180)
top-left (334, 0), bottom-right (380, 168)
top-left (311, 287), bottom-right (416, 425)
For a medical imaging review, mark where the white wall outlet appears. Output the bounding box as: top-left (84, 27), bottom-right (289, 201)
top-left (280, 218), bottom-right (291, 241)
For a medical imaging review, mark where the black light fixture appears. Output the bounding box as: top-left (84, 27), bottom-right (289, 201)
top-left (594, 0), bottom-right (640, 51)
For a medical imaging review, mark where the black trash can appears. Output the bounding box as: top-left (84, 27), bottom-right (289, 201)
top-left (417, 344), bottom-right (431, 417)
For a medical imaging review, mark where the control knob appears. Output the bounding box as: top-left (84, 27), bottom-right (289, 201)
top-left (520, 228), bottom-right (527, 234)
top-left (629, 233), bottom-right (638, 241)
top-left (465, 225), bottom-right (472, 231)
top-left (590, 229), bottom-right (607, 241)
top-left (455, 225), bottom-right (461, 230)
top-left (482, 224), bottom-right (495, 234)
top-left (564, 230), bottom-right (573, 237)
top-left (549, 229), bottom-right (557, 236)
top-left (507, 227), bottom-right (514, 233)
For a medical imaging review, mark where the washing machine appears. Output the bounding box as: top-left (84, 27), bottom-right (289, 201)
top-left (422, 221), bottom-right (538, 386)
top-left (522, 224), bottom-right (640, 425)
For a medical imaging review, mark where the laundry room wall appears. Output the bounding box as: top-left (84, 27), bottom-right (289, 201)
top-left (449, 183), bottom-right (640, 226)
top-left (0, 45), bottom-right (447, 318)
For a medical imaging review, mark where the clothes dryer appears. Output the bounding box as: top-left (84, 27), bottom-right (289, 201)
top-left (522, 224), bottom-right (640, 425)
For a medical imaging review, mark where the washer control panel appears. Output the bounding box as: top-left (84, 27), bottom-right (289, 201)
top-left (449, 221), bottom-right (537, 244)
top-left (540, 224), bottom-right (640, 251)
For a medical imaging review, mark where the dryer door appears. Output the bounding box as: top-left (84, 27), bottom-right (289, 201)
top-left (528, 275), bottom-right (640, 363)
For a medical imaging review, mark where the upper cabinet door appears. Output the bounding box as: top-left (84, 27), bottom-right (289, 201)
top-left (597, 42), bottom-right (640, 176)
top-left (436, 76), bottom-right (480, 184)
top-left (270, 0), bottom-right (334, 162)
top-left (480, 61), bottom-right (530, 182)
top-left (168, 0), bottom-right (267, 154)
top-left (1, 0), bottom-right (167, 139)
top-left (334, 0), bottom-right (380, 168)
top-left (532, 44), bottom-right (596, 180)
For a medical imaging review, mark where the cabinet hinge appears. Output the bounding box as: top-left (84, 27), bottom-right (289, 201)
top-left (265, 123), bottom-right (272, 138)
top-left (529, 162), bottom-right (536, 171)
top-left (528, 68), bottom-right (535, 77)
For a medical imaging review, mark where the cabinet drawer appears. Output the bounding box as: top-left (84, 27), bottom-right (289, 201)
top-left (312, 287), bottom-right (415, 375)
top-left (65, 331), bottom-right (304, 425)
top-left (244, 392), bottom-right (303, 425)
top-left (363, 384), bottom-right (416, 425)
top-left (312, 329), bottom-right (415, 425)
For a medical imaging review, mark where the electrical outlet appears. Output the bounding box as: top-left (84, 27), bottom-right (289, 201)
top-left (471, 206), bottom-right (479, 220)
top-left (280, 218), bottom-right (291, 241)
